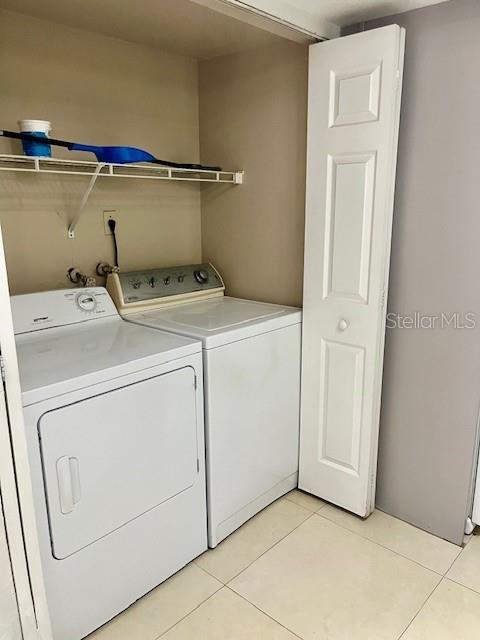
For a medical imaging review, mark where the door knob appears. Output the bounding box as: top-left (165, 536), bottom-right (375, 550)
top-left (338, 318), bottom-right (349, 332)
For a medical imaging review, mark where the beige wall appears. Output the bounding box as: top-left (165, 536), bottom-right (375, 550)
top-left (0, 10), bottom-right (202, 293)
top-left (0, 12), bottom-right (307, 299)
top-left (199, 41), bottom-right (308, 307)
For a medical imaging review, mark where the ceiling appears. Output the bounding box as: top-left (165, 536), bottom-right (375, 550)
top-left (0, 0), bottom-right (451, 59)
top-left (0, 0), bottom-right (285, 60)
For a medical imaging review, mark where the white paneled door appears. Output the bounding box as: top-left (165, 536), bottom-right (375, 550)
top-left (299, 25), bottom-right (405, 516)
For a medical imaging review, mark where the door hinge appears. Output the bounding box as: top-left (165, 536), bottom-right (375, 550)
top-left (380, 290), bottom-right (386, 308)
top-left (194, 374), bottom-right (198, 390)
top-left (197, 458), bottom-right (200, 473)
top-left (0, 356), bottom-right (5, 382)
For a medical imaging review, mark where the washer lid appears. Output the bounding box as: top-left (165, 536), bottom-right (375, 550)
top-left (16, 316), bottom-right (201, 405)
top-left (128, 297), bottom-right (302, 349)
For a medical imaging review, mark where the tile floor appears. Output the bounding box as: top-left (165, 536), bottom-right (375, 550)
top-left (89, 490), bottom-right (480, 640)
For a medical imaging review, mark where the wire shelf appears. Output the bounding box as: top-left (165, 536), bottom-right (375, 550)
top-left (0, 154), bottom-right (243, 237)
top-left (0, 154), bottom-right (243, 184)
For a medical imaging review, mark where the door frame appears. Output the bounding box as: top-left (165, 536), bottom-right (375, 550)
top-left (0, 223), bottom-right (52, 640)
top-left (190, 0), bottom-right (337, 41)
top-left (0, 407), bottom-right (22, 640)
top-left (367, 28), bottom-right (405, 513)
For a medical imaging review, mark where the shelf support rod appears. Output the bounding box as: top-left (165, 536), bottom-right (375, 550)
top-left (68, 163), bottom-right (105, 238)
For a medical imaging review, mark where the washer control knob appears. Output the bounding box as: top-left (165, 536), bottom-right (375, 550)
top-left (76, 292), bottom-right (97, 312)
top-left (194, 269), bottom-right (209, 284)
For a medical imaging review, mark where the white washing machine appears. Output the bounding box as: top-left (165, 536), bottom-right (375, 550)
top-left (107, 264), bottom-right (301, 547)
top-left (12, 287), bottom-right (207, 640)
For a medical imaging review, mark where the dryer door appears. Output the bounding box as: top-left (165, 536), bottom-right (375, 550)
top-left (39, 366), bottom-right (198, 559)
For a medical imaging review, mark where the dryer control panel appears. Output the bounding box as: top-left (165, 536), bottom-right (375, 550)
top-left (107, 263), bottom-right (225, 315)
top-left (11, 288), bottom-right (118, 335)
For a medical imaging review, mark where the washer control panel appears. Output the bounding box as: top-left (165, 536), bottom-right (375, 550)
top-left (11, 288), bottom-right (118, 335)
top-left (115, 263), bottom-right (224, 304)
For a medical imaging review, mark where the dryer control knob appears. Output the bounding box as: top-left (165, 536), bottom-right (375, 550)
top-left (76, 292), bottom-right (97, 312)
top-left (194, 269), bottom-right (209, 284)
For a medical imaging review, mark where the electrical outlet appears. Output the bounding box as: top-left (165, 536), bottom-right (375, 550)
top-left (103, 210), bottom-right (117, 235)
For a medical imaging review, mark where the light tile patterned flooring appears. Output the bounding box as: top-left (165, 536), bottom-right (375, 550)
top-left (89, 490), bottom-right (480, 639)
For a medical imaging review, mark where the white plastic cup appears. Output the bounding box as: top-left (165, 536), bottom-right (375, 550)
top-left (18, 119), bottom-right (52, 157)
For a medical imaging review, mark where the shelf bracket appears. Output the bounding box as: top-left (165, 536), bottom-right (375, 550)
top-left (68, 163), bottom-right (105, 238)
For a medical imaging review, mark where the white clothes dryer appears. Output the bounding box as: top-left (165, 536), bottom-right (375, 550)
top-left (107, 264), bottom-right (301, 547)
top-left (12, 287), bottom-right (207, 640)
